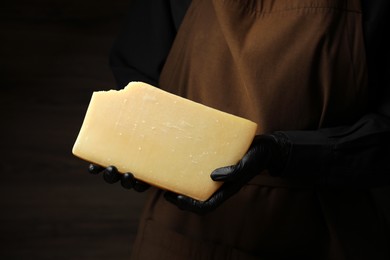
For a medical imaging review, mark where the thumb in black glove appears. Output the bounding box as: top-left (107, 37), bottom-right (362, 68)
top-left (164, 133), bottom-right (290, 215)
top-left (88, 164), bottom-right (150, 192)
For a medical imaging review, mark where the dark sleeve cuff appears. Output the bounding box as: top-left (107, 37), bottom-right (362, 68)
top-left (279, 129), bottom-right (334, 179)
top-left (277, 114), bottom-right (390, 187)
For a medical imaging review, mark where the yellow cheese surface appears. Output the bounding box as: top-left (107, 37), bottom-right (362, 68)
top-left (72, 82), bottom-right (257, 201)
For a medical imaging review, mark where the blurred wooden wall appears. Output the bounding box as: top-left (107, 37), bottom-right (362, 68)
top-left (0, 0), bottom-right (149, 259)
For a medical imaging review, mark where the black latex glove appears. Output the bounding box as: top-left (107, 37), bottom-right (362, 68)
top-left (164, 133), bottom-right (290, 215)
top-left (88, 164), bottom-right (150, 192)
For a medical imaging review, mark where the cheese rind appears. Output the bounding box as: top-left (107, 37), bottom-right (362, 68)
top-left (72, 82), bottom-right (257, 201)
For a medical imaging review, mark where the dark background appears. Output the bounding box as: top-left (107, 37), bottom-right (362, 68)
top-left (1, 0), bottom-right (148, 259)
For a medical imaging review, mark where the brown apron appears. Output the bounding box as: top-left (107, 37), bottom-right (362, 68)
top-left (130, 0), bottom-right (389, 259)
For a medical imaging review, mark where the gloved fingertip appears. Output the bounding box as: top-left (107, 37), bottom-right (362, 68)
top-left (88, 164), bottom-right (103, 174)
top-left (211, 172), bottom-right (226, 181)
top-left (121, 173), bottom-right (134, 189)
top-left (106, 165), bottom-right (118, 174)
top-left (211, 166), bottom-right (235, 181)
top-left (103, 166), bottom-right (121, 184)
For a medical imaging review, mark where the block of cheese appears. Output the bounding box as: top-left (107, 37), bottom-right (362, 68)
top-left (72, 82), bottom-right (257, 201)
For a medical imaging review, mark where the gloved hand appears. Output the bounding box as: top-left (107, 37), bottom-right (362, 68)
top-left (88, 164), bottom-right (150, 192)
top-left (164, 133), bottom-right (290, 215)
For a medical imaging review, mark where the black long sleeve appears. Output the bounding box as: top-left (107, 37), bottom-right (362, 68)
top-left (109, 0), bottom-right (190, 88)
top-left (279, 0), bottom-right (390, 187)
top-left (281, 114), bottom-right (390, 187)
